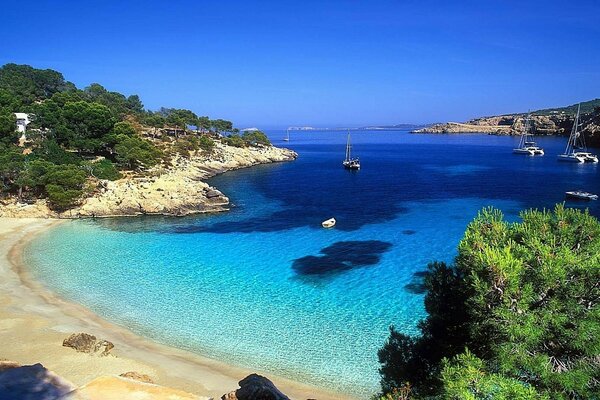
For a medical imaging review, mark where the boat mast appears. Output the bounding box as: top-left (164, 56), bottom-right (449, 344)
top-left (346, 131), bottom-right (351, 161)
top-left (565, 104), bottom-right (580, 155)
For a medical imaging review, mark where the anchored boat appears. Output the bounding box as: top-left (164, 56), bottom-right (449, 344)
top-left (342, 131), bottom-right (360, 170)
top-left (565, 191), bottom-right (598, 201)
top-left (558, 104), bottom-right (598, 163)
top-left (322, 218), bottom-right (336, 228)
top-left (513, 112), bottom-right (544, 155)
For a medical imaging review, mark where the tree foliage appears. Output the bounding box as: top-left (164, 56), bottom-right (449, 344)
top-left (378, 206), bottom-right (600, 399)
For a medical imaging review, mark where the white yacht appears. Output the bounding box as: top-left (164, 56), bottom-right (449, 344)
top-left (342, 132), bottom-right (360, 170)
top-left (513, 113), bottom-right (544, 155)
top-left (284, 128), bottom-right (290, 142)
top-left (558, 104), bottom-right (598, 163)
top-left (566, 191), bottom-right (598, 201)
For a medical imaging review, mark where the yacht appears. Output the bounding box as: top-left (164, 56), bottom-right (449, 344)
top-left (558, 104), bottom-right (598, 163)
top-left (566, 191), bottom-right (598, 201)
top-left (513, 113), bottom-right (544, 155)
top-left (343, 132), bottom-right (360, 170)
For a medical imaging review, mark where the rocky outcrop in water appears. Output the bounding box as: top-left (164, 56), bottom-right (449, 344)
top-left (221, 374), bottom-right (291, 400)
top-left (412, 108), bottom-right (600, 141)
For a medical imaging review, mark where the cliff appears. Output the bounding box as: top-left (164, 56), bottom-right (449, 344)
top-left (412, 101), bottom-right (600, 146)
top-left (0, 143), bottom-right (297, 219)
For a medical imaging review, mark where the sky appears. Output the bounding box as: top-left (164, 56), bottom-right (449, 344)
top-left (1, 0), bottom-right (599, 128)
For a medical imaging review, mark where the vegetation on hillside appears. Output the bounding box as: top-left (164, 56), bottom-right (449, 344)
top-left (0, 63), bottom-right (271, 210)
top-left (377, 205), bottom-right (599, 399)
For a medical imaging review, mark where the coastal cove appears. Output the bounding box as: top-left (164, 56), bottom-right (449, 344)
top-left (19, 130), bottom-right (600, 398)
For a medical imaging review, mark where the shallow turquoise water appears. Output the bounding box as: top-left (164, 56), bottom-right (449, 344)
top-left (24, 130), bottom-right (599, 397)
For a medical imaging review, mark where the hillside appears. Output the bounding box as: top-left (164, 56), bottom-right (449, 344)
top-left (0, 63), bottom-right (296, 217)
top-left (412, 98), bottom-right (600, 146)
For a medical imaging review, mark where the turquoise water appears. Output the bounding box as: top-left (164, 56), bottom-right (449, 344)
top-left (24, 131), bottom-right (599, 397)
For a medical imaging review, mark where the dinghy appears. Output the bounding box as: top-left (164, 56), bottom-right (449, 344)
top-left (321, 218), bottom-right (336, 228)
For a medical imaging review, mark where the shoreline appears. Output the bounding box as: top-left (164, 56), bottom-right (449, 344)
top-left (0, 143), bottom-right (298, 219)
top-left (0, 218), bottom-right (353, 400)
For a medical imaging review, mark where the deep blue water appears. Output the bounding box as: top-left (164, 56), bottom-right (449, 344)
top-left (24, 131), bottom-right (599, 397)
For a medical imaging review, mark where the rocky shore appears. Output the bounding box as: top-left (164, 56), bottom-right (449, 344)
top-left (412, 111), bottom-right (600, 146)
top-left (0, 143), bottom-right (297, 219)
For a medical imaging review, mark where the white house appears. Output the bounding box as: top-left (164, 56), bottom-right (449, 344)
top-left (15, 113), bottom-right (31, 134)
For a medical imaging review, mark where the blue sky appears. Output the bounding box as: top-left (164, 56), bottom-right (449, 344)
top-left (1, 0), bottom-right (599, 128)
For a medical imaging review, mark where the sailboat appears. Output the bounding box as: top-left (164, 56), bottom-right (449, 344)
top-left (284, 128), bottom-right (290, 142)
top-left (558, 104), bottom-right (598, 163)
top-left (513, 112), bottom-right (544, 155)
top-left (342, 131), bottom-right (360, 170)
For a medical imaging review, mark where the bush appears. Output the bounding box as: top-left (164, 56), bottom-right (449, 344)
top-left (88, 159), bottom-right (121, 180)
top-left (115, 134), bottom-right (161, 170)
top-left (242, 129), bottom-right (271, 146)
top-left (173, 136), bottom-right (200, 158)
top-left (43, 164), bottom-right (87, 210)
top-left (198, 135), bottom-right (215, 153)
top-left (378, 205), bottom-right (600, 399)
top-left (222, 133), bottom-right (245, 148)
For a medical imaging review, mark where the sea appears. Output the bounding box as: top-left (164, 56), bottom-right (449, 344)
top-left (24, 130), bottom-right (600, 397)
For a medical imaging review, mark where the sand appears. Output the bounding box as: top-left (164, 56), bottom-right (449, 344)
top-left (0, 218), bottom-right (352, 400)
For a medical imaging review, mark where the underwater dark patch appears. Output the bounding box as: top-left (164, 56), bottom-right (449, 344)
top-left (402, 229), bottom-right (417, 235)
top-left (404, 270), bottom-right (428, 294)
top-left (292, 240), bottom-right (392, 278)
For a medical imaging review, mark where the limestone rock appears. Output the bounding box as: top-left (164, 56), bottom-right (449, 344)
top-left (0, 363), bottom-right (75, 400)
top-left (62, 375), bottom-right (206, 400)
top-left (62, 333), bottom-right (114, 356)
top-left (119, 371), bottom-right (154, 384)
top-left (222, 374), bottom-right (290, 400)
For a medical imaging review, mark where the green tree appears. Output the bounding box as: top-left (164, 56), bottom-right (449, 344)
top-left (43, 164), bottom-right (87, 210)
top-left (114, 135), bottom-right (161, 170)
top-left (198, 135), bottom-right (215, 153)
top-left (0, 112), bottom-right (17, 142)
top-left (242, 129), bottom-right (271, 146)
top-left (440, 350), bottom-right (545, 400)
top-left (378, 206), bottom-right (600, 399)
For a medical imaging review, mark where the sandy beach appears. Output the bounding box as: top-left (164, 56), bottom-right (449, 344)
top-left (0, 218), bottom-right (352, 400)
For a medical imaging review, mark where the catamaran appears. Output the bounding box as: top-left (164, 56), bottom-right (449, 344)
top-left (284, 128), bottom-right (290, 142)
top-left (343, 131), bottom-right (360, 170)
top-left (513, 112), bottom-right (544, 155)
top-left (558, 104), bottom-right (598, 163)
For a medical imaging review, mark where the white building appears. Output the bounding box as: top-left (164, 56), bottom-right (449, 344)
top-left (15, 113), bottom-right (30, 134)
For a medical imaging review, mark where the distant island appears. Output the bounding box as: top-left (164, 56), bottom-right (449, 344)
top-left (0, 64), bottom-right (296, 218)
top-left (411, 98), bottom-right (600, 146)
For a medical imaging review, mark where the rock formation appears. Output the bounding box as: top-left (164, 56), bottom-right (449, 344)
top-left (0, 143), bottom-right (297, 219)
top-left (0, 362), bottom-right (75, 400)
top-left (119, 371), bottom-right (154, 384)
top-left (221, 374), bottom-right (291, 400)
top-left (62, 333), bottom-right (114, 357)
top-left (412, 114), bottom-right (572, 135)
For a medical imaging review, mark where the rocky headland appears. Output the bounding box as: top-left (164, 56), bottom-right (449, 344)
top-left (412, 102), bottom-right (600, 146)
top-left (0, 142), bottom-right (297, 219)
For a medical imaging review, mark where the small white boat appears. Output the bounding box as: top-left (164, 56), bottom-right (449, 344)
top-left (321, 218), bottom-right (336, 228)
top-left (566, 191), bottom-right (598, 201)
top-left (284, 128), bottom-right (290, 142)
top-left (558, 104), bottom-right (598, 163)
